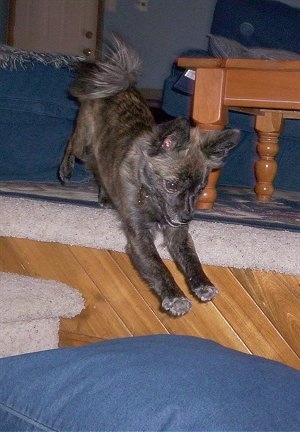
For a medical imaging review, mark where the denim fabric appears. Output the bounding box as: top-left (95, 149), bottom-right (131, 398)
top-left (0, 63), bottom-right (90, 183)
top-left (211, 0), bottom-right (300, 52)
top-left (0, 335), bottom-right (299, 431)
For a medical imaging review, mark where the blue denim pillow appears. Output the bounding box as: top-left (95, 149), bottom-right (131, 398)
top-left (0, 335), bottom-right (299, 431)
top-left (0, 63), bottom-right (90, 183)
top-left (211, 0), bottom-right (300, 53)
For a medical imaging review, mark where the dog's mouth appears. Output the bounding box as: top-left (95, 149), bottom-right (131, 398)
top-left (164, 214), bottom-right (189, 228)
top-left (161, 203), bottom-right (191, 228)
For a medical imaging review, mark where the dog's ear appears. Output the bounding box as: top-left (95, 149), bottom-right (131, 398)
top-left (199, 129), bottom-right (240, 169)
top-left (150, 117), bottom-right (190, 155)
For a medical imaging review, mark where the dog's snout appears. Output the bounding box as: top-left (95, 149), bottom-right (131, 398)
top-left (180, 211), bottom-right (192, 224)
top-left (180, 198), bottom-right (194, 223)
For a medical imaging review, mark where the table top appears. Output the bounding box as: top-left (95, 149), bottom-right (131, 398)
top-left (177, 57), bottom-right (300, 71)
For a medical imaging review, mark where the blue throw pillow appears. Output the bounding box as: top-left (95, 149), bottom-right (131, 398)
top-left (211, 0), bottom-right (300, 53)
top-left (0, 335), bottom-right (299, 431)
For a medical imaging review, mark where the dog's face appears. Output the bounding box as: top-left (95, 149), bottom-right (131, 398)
top-left (141, 118), bottom-right (240, 227)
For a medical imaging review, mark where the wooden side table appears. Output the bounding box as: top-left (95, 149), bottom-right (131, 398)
top-left (177, 58), bottom-right (300, 209)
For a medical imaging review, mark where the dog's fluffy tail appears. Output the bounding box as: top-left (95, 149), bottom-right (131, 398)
top-left (71, 35), bottom-right (141, 100)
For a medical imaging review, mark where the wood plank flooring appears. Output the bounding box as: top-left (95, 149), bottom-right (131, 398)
top-left (1, 236), bottom-right (299, 370)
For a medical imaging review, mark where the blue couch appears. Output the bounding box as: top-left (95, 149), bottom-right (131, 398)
top-left (0, 46), bottom-right (90, 183)
top-left (162, 0), bottom-right (300, 192)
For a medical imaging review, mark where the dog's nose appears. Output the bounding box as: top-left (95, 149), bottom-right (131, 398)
top-left (180, 213), bottom-right (192, 224)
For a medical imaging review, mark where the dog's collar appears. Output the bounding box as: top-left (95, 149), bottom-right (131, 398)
top-left (138, 185), bottom-right (150, 205)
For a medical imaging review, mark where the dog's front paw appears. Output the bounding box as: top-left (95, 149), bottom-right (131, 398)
top-left (193, 284), bottom-right (218, 302)
top-left (162, 296), bottom-right (192, 316)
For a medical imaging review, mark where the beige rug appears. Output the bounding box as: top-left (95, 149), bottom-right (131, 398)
top-left (0, 271), bottom-right (85, 357)
top-left (0, 195), bottom-right (299, 275)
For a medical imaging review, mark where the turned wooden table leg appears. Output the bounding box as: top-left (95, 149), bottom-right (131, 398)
top-left (192, 68), bottom-right (228, 209)
top-left (196, 169), bottom-right (221, 209)
top-left (254, 111), bottom-right (283, 201)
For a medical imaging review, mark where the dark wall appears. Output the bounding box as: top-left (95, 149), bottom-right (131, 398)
top-left (0, 0), bottom-right (9, 43)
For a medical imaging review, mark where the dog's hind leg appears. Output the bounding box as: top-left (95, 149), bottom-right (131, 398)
top-left (59, 122), bottom-right (94, 183)
top-left (98, 186), bottom-right (114, 208)
top-left (58, 134), bottom-right (77, 182)
top-left (163, 225), bottom-right (218, 302)
top-left (59, 101), bottom-right (95, 183)
top-left (125, 227), bottom-right (192, 316)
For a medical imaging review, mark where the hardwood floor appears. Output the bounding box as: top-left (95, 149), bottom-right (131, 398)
top-left (1, 236), bottom-right (299, 370)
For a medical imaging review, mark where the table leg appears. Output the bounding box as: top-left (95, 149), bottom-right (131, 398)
top-left (196, 170), bottom-right (221, 209)
top-left (254, 111), bottom-right (283, 201)
top-left (192, 68), bottom-right (228, 209)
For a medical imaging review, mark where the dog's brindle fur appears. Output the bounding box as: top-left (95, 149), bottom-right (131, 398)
top-left (59, 36), bottom-right (239, 316)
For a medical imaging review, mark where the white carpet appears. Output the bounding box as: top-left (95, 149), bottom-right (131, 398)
top-left (0, 272), bottom-right (85, 357)
top-left (0, 195), bottom-right (299, 275)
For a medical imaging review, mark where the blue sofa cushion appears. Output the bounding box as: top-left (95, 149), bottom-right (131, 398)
top-left (221, 114), bottom-right (300, 191)
top-left (211, 0), bottom-right (300, 53)
top-left (0, 335), bottom-right (299, 431)
top-left (0, 51), bottom-right (90, 183)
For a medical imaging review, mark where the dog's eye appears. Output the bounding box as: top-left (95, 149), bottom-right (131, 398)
top-left (165, 179), bottom-right (179, 193)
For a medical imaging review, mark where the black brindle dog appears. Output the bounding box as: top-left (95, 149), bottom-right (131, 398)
top-left (59, 36), bottom-right (239, 316)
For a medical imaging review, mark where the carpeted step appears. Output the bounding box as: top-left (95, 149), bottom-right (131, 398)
top-left (0, 272), bottom-right (85, 357)
top-left (0, 195), bottom-right (299, 275)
